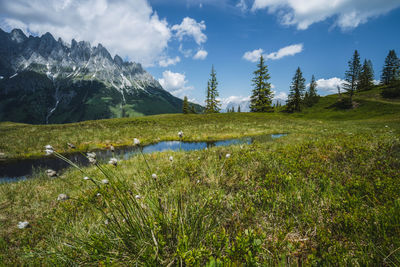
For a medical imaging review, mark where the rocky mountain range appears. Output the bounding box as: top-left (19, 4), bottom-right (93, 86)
top-left (0, 28), bottom-right (201, 124)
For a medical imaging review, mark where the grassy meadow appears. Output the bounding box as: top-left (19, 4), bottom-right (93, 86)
top-left (1, 90), bottom-right (400, 265)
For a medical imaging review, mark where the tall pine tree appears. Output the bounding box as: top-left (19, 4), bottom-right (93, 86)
top-left (205, 65), bottom-right (220, 113)
top-left (286, 67), bottom-right (305, 112)
top-left (250, 56), bottom-right (274, 112)
top-left (381, 50), bottom-right (399, 85)
top-left (343, 50), bottom-right (361, 103)
top-left (304, 74), bottom-right (319, 107)
top-left (358, 59), bottom-right (374, 91)
top-left (182, 96), bottom-right (189, 114)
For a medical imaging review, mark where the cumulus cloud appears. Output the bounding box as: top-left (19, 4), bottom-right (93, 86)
top-left (193, 49), bottom-right (208, 60)
top-left (273, 91), bottom-right (287, 101)
top-left (243, 48), bottom-right (264, 62)
top-left (158, 56), bottom-right (181, 67)
top-left (0, 0), bottom-right (172, 66)
top-left (314, 77), bottom-right (346, 94)
top-left (243, 44), bottom-right (302, 62)
top-left (172, 17), bottom-right (207, 45)
top-left (0, 0), bottom-right (209, 66)
top-left (251, 0), bottom-right (400, 30)
top-left (158, 70), bottom-right (193, 98)
top-left (265, 44), bottom-right (303, 60)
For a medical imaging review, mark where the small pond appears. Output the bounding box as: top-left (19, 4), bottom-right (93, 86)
top-left (0, 134), bottom-right (286, 183)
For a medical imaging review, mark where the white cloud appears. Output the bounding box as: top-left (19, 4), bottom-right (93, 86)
top-left (219, 95), bottom-right (251, 112)
top-left (251, 0), bottom-right (400, 30)
top-left (172, 17), bottom-right (207, 45)
top-left (243, 44), bottom-right (302, 62)
top-left (315, 77), bottom-right (346, 94)
top-left (0, 0), bottom-right (173, 66)
top-left (265, 44), bottom-right (303, 60)
top-left (193, 49), bottom-right (208, 60)
top-left (273, 91), bottom-right (287, 101)
top-left (158, 56), bottom-right (181, 67)
top-left (236, 0), bottom-right (248, 12)
top-left (158, 70), bottom-right (193, 98)
top-left (243, 48), bottom-right (264, 62)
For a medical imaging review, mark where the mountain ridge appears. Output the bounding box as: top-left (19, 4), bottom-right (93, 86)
top-left (0, 28), bottom-right (201, 124)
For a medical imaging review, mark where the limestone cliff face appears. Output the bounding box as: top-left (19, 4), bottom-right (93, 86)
top-left (0, 28), bottom-right (197, 124)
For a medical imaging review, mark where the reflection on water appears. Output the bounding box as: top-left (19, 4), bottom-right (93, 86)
top-left (0, 134), bottom-right (286, 183)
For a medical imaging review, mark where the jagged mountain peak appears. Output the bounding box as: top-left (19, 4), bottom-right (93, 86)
top-left (0, 28), bottom-right (201, 124)
top-left (10, 28), bottom-right (27, 43)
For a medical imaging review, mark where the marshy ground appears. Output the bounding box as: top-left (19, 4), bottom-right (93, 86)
top-left (0, 90), bottom-right (399, 265)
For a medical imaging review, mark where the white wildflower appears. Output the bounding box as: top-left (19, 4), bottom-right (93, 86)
top-left (104, 219), bottom-right (109, 225)
top-left (385, 125), bottom-right (389, 128)
top-left (87, 152), bottom-right (96, 158)
top-left (110, 145), bottom-right (115, 152)
top-left (108, 158), bottom-right (118, 166)
top-left (44, 145), bottom-right (54, 155)
top-left (87, 152), bottom-right (97, 164)
top-left (57, 194), bottom-right (69, 201)
top-left (169, 156), bottom-right (173, 161)
top-left (45, 145), bottom-right (53, 150)
top-left (17, 221), bottom-right (29, 229)
top-left (83, 176), bottom-right (90, 180)
top-left (135, 194), bottom-right (142, 199)
top-left (133, 138), bottom-right (140, 145)
top-left (178, 131), bottom-right (183, 138)
top-left (152, 173), bottom-right (157, 179)
top-left (67, 143), bottom-right (76, 149)
top-left (96, 193), bottom-right (101, 197)
top-left (101, 179), bottom-right (109, 184)
top-left (226, 153), bottom-right (231, 158)
top-left (46, 169), bottom-right (57, 177)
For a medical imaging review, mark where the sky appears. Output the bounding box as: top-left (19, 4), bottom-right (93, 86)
top-left (1, 0), bottom-right (400, 108)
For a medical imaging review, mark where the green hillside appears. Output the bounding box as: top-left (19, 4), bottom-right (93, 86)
top-left (0, 88), bottom-right (399, 265)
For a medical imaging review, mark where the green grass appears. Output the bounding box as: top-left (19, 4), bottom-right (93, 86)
top-left (1, 91), bottom-right (400, 265)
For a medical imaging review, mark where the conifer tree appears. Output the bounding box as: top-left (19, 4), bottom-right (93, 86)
top-left (358, 59), bottom-right (374, 91)
top-left (237, 105), bottom-right (241, 113)
top-left (182, 96), bottom-right (189, 114)
top-left (250, 56), bottom-right (274, 112)
top-left (205, 65), bottom-right (220, 113)
top-left (304, 75), bottom-right (319, 106)
top-left (343, 50), bottom-right (361, 103)
top-left (286, 67), bottom-right (305, 112)
top-left (381, 50), bottom-right (399, 85)
top-left (190, 105), bottom-right (196, 114)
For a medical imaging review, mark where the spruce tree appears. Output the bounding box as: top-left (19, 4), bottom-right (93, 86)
top-left (358, 59), bottom-right (374, 91)
top-left (237, 105), bottom-right (241, 113)
top-left (190, 105), bottom-right (196, 114)
top-left (343, 50), bottom-right (361, 103)
top-left (182, 96), bottom-right (189, 114)
top-left (250, 56), bottom-right (274, 112)
top-left (205, 65), bottom-right (220, 113)
top-left (286, 67), bottom-right (305, 112)
top-left (304, 75), bottom-right (319, 106)
top-left (381, 50), bottom-right (399, 85)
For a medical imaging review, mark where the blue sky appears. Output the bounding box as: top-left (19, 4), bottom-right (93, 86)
top-left (1, 0), bottom-right (400, 108)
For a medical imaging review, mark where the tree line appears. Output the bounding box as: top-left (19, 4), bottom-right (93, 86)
top-left (182, 49), bottom-right (399, 114)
